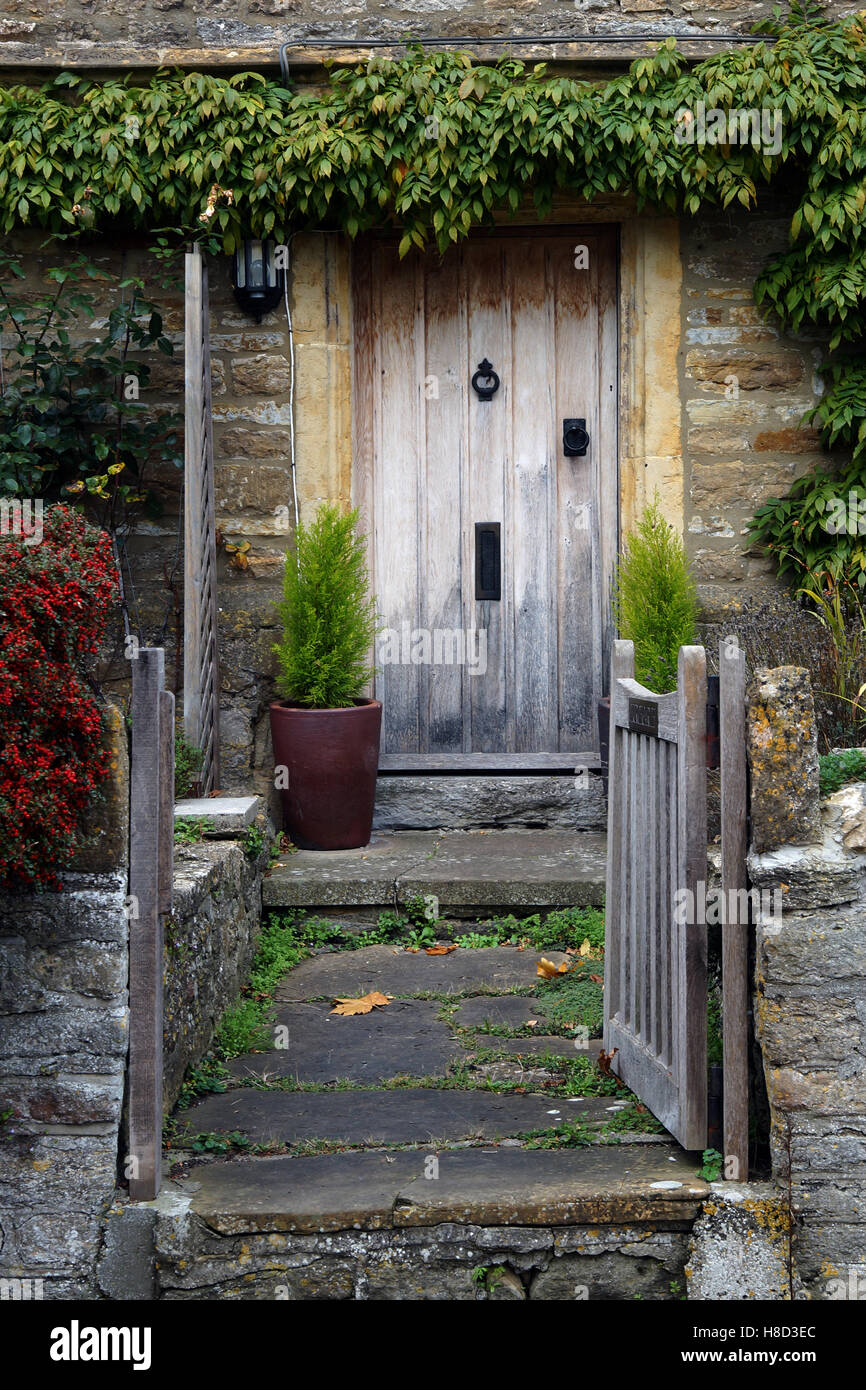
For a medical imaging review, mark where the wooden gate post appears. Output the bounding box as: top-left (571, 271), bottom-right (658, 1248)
top-left (129, 648), bottom-right (174, 1202)
top-left (678, 645), bottom-right (709, 1151)
top-left (184, 245), bottom-right (220, 792)
top-left (720, 639), bottom-right (749, 1180)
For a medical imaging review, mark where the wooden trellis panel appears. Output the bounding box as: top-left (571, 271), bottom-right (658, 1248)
top-left (603, 639), bottom-right (708, 1151)
top-left (183, 246), bottom-right (220, 792)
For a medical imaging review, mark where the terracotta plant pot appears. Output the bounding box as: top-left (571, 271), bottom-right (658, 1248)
top-left (269, 698), bottom-right (382, 850)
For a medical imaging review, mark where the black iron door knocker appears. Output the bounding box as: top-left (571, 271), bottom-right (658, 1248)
top-left (471, 358), bottom-right (500, 401)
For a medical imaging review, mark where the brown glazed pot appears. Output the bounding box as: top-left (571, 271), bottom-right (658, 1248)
top-left (269, 698), bottom-right (382, 850)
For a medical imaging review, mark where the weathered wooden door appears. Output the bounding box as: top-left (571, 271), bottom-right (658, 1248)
top-left (603, 639), bottom-right (708, 1151)
top-left (353, 228), bottom-right (618, 769)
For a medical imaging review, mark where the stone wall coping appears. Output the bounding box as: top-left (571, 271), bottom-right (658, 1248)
top-left (174, 796), bottom-right (265, 832)
top-left (0, 37), bottom-right (762, 74)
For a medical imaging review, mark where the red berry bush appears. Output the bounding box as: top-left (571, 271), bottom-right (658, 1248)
top-left (0, 505), bottom-right (119, 889)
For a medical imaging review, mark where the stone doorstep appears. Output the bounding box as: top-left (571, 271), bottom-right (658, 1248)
top-left (174, 796), bottom-right (266, 836)
top-left (176, 1146), bottom-right (709, 1236)
top-left (262, 828), bottom-right (607, 911)
top-left (372, 774), bottom-right (607, 832)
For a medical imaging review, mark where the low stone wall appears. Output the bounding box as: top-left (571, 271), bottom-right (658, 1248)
top-left (747, 667), bottom-right (866, 1299)
top-left (0, 707), bottom-right (275, 1299)
top-left (0, 707), bottom-right (130, 1299)
top-left (164, 808), bottom-right (274, 1111)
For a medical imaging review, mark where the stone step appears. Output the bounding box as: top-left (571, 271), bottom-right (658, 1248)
top-left (168, 1145), bottom-right (708, 1238)
top-left (263, 828), bottom-right (607, 913)
top-left (372, 773), bottom-right (607, 832)
top-left (179, 1086), bottom-right (647, 1147)
top-left (273, 942), bottom-right (575, 1001)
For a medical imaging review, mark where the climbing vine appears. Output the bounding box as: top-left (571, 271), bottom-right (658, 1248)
top-left (1, 3), bottom-right (866, 581)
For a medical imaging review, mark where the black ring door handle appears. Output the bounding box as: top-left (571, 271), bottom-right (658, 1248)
top-left (563, 418), bottom-right (589, 456)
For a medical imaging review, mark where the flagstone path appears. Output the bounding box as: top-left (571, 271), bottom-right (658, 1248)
top-left (161, 912), bottom-right (710, 1299)
top-left (170, 928), bottom-right (701, 1169)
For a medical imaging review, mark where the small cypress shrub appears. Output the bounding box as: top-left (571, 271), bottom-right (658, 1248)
top-left (274, 503), bottom-right (378, 709)
top-left (612, 496), bottom-right (699, 693)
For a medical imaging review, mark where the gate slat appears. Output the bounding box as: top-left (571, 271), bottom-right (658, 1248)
top-left (627, 733), bottom-right (639, 1031)
top-left (647, 733), bottom-right (661, 1045)
top-left (603, 640), bottom-right (633, 1031)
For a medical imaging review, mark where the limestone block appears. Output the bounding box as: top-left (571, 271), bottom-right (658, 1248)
top-left (686, 1185), bottom-right (794, 1300)
top-left (747, 667), bottom-right (821, 852)
top-left (217, 428), bottom-right (293, 460)
top-left (686, 349), bottom-right (806, 391)
top-left (230, 353), bottom-right (291, 395)
top-left (753, 426), bottom-right (823, 453)
top-left (826, 783), bottom-right (866, 851)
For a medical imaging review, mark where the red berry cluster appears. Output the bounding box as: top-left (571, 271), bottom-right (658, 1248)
top-left (0, 505), bottom-right (119, 890)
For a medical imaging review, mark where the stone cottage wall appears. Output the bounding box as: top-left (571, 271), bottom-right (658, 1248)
top-left (680, 206), bottom-right (828, 618)
top-left (4, 0), bottom-right (859, 66)
top-left (746, 666), bottom-right (866, 1299)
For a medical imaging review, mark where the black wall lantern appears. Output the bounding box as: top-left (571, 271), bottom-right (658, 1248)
top-left (231, 239), bottom-right (285, 321)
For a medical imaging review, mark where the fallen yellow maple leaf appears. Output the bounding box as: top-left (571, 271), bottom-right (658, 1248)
top-left (330, 991), bottom-right (390, 1016)
top-left (578, 938), bottom-right (592, 956)
top-left (536, 956), bottom-right (569, 979)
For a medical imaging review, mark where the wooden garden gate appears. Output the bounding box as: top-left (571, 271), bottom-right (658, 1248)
top-left (183, 246), bottom-right (220, 791)
top-left (603, 638), bottom-right (749, 1171)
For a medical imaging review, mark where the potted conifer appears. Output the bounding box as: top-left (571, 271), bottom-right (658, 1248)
top-left (270, 503), bottom-right (381, 850)
top-left (600, 496), bottom-right (699, 783)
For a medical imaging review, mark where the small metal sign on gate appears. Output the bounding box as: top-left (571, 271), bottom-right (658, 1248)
top-left (628, 697), bottom-right (659, 737)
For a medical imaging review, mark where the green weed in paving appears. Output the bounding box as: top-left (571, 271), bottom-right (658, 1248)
top-left (471, 905), bottom-right (605, 952)
top-left (536, 970), bottom-right (605, 1039)
top-left (458, 931), bottom-right (502, 949)
top-left (210, 913), bottom-right (323, 1060)
top-left (525, 1119), bottom-right (595, 1150)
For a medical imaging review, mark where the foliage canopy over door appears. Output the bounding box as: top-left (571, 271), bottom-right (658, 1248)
top-left (353, 228), bottom-right (618, 768)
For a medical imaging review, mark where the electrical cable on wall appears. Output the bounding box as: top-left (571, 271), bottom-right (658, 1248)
top-left (283, 234), bottom-right (301, 541)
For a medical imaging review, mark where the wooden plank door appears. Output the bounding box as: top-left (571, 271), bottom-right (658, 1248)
top-left (603, 639), bottom-right (708, 1151)
top-left (353, 229), bottom-right (618, 769)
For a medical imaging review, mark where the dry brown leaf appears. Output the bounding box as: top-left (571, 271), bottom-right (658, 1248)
top-left (527, 1019), bottom-right (538, 1028)
top-left (589, 973), bottom-right (604, 985)
top-left (598, 1047), bottom-right (627, 1087)
top-left (536, 956), bottom-right (569, 979)
top-left (330, 991), bottom-right (390, 1016)
top-left (424, 944), bottom-right (457, 955)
